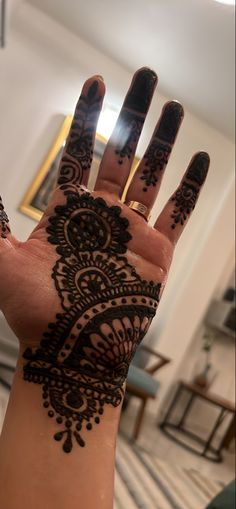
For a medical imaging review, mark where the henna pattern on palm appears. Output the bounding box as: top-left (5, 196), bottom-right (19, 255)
top-left (0, 196), bottom-right (10, 238)
top-left (23, 188), bottom-right (161, 453)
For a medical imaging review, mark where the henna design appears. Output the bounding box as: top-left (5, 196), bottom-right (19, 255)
top-left (170, 183), bottom-right (198, 229)
top-left (23, 188), bottom-right (160, 453)
top-left (156, 102), bottom-right (184, 145)
top-left (141, 140), bottom-right (171, 191)
top-left (170, 152), bottom-right (209, 229)
top-left (58, 81), bottom-right (102, 186)
top-left (124, 69), bottom-right (157, 114)
top-left (114, 69), bottom-right (157, 165)
top-left (0, 197), bottom-right (10, 238)
top-left (115, 111), bottom-right (144, 165)
top-left (140, 102), bottom-right (183, 191)
top-left (185, 152), bottom-right (210, 186)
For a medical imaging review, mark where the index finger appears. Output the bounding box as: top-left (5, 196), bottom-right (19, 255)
top-left (57, 76), bottom-right (105, 190)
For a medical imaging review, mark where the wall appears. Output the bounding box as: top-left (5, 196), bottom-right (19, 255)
top-left (167, 262), bottom-right (235, 433)
top-left (154, 179), bottom-right (235, 415)
top-left (181, 263), bottom-right (235, 390)
top-left (179, 262), bottom-right (236, 404)
top-left (0, 2), bottom-right (235, 412)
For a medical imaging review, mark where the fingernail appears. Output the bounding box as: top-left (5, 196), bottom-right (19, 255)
top-left (124, 68), bottom-right (158, 114)
top-left (139, 67), bottom-right (158, 82)
top-left (186, 152), bottom-right (210, 186)
top-left (157, 101), bottom-right (184, 144)
top-left (94, 75), bottom-right (104, 82)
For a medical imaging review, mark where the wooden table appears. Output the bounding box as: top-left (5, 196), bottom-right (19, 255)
top-left (160, 380), bottom-right (235, 462)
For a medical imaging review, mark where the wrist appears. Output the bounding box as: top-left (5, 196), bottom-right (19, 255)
top-left (20, 333), bottom-right (126, 454)
top-left (0, 356), bottom-right (119, 509)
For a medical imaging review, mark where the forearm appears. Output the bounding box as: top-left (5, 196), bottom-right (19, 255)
top-left (0, 348), bottom-right (120, 509)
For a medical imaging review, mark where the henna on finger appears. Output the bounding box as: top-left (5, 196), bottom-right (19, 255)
top-left (0, 197), bottom-right (10, 238)
top-left (140, 102), bottom-right (184, 192)
top-left (170, 152), bottom-right (210, 229)
top-left (154, 151), bottom-right (210, 241)
top-left (115, 69), bottom-right (157, 164)
top-left (140, 139), bottom-right (171, 190)
top-left (94, 68), bottom-right (157, 195)
top-left (114, 69), bottom-right (157, 165)
top-left (58, 79), bottom-right (104, 189)
top-left (22, 187), bottom-right (161, 453)
top-left (114, 110), bottom-right (144, 165)
top-left (125, 101), bottom-right (183, 211)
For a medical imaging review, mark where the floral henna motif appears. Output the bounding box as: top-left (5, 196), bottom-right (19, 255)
top-left (170, 152), bottom-right (209, 229)
top-left (23, 188), bottom-right (161, 453)
top-left (140, 101), bottom-right (184, 192)
top-left (0, 197), bottom-right (10, 238)
top-left (141, 140), bottom-right (171, 191)
top-left (115, 111), bottom-right (143, 164)
top-left (170, 183), bottom-right (198, 229)
top-left (58, 81), bottom-right (102, 186)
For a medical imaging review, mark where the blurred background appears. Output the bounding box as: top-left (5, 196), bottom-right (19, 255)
top-left (0, 1), bottom-right (235, 507)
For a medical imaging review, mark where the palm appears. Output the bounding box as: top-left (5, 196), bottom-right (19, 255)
top-left (0, 189), bottom-right (171, 345)
top-left (0, 69), bottom-right (209, 452)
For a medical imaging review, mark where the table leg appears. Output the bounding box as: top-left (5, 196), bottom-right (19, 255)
top-left (216, 412), bottom-right (235, 455)
top-left (160, 383), bottom-right (182, 426)
top-left (177, 391), bottom-right (195, 428)
top-left (202, 407), bottom-right (226, 459)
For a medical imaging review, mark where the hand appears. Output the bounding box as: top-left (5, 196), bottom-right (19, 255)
top-left (0, 68), bottom-right (210, 452)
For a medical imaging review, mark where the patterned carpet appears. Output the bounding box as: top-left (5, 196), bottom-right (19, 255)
top-left (115, 436), bottom-right (224, 509)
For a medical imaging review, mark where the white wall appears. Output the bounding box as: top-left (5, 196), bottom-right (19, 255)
top-left (0, 2), bottom-right (235, 412)
top-left (176, 260), bottom-right (235, 397)
top-left (167, 262), bottom-right (235, 433)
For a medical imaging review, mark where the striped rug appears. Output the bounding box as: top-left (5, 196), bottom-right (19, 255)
top-left (115, 436), bottom-right (224, 509)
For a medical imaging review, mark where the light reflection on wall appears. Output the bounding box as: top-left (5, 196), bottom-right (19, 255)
top-left (97, 106), bottom-right (119, 139)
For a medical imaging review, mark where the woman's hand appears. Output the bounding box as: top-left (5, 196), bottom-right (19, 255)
top-left (0, 68), bottom-right (210, 453)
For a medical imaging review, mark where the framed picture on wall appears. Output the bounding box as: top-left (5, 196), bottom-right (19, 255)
top-left (20, 116), bottom-right (72, 221)
top-left (20, 115), bottom-right (139, 222)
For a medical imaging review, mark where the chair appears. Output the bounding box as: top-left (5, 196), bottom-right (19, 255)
top-left (125, 345), bottom-right (171, 440)
top-left (206, 479), bottom-right (235, 509)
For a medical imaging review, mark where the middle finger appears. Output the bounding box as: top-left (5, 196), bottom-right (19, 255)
top-left (94, 67), bottom-right (158, 197)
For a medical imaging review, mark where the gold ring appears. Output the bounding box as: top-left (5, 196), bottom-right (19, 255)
top-left (127, 201), bottom-right (151, 221)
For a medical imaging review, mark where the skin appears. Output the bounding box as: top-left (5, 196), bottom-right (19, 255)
top-left (0, 68), bottom-right (210, 509)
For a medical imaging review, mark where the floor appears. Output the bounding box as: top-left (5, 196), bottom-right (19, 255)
top-left (119, 398), bottom-right (235, 485)
top-left (1, 384), bottom-right (235, 488)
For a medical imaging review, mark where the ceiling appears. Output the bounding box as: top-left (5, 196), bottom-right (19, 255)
top-left (25, 0), bottom-right (235, 139)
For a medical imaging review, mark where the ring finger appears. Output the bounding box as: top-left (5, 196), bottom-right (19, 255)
top-left (125, 101), bottom-right (184, 214)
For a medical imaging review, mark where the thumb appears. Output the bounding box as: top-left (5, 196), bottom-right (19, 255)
top-left (0, 195), bottom-right (11, 239)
